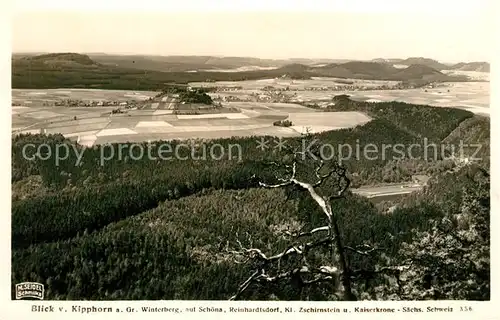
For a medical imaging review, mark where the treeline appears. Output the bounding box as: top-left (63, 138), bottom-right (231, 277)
top-left (12, 55), bottom-right (462, 90)
top-left (11, 58), bottom-right (297, 89)
top-left (178, 88), bottom-right (213, 105)
top-left (12, 98), bottom-right (477, 189)
top-left (442, 115), bottom-right (490, 164)
top-left (12, 164), bottom-right (490, 300)
top-left (12, 162), bottom-right (261, 249)
top-left (12, 101), bottom-right (484, 248)
top-left (330, 95), bottom-right (473, 141)
top-left (12, 188), bottom-right (298, 300)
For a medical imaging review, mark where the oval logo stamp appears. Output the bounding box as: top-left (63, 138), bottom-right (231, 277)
top-left (15, 282), bottom-right (44, 300)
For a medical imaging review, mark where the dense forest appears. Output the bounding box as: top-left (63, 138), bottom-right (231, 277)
top-left (11, 97), bottom-right (490, 300)
top-left (11, 53), bottom-right (468, 90)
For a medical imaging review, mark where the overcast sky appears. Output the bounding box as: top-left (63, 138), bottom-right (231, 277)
top-left (12, 0), bottom-right (492, 62)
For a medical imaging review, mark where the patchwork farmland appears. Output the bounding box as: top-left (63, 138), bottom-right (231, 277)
top-left (194, 77), bottom-right (490, 116)
top-left (12, 89), bottom-right (372, 146)
top-left (11, 75), bottom-right (489, 147)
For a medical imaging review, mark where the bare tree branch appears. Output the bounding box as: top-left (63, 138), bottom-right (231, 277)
top-left (259, 162), bottom-right (297, 188)
top-left (350, 265), bottom-right (412, 278)
top-left (228, 237), bottom-right (333, 263)
top-left (302, 276), bottom-right (335, 286)
top-left (229, 264), bottom-right (340, 301)
top-left (344, 244), bottom-right (384, 256)
top-left (258, 265), bottom-right (339, 283)
top-left (229, 270), bottom-right (261, 301)
top-left (313, 160), bottom-right (338, 187)
top-left (231, 150), bottom-right (361, 301)
top-left (296, 226), bottom-right (330, 238)
top-left (329, 166), bottom-right (351, 200)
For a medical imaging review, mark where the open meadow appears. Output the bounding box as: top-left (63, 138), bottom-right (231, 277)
top-left (192, 76), bottom-right (490, 116)
top-left (191, 77), bottom-right (400, 91)
top-left (11, 74), bottom-right (489, 147)
top-left (12, 88), bottom-right (157, 104)
top-left (346, 82), bottom-right (490, 115)
top-left (12, 90), bottom-right (372, 146)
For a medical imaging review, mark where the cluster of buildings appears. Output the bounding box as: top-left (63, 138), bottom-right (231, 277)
top-left (53, 99), bottom-right (138, 107)
top-left (213, 86), bottom-right (244, 92)
top-left (213, 90), bottom-right (295, 104)
top-left (252, 91), bottom-right (294, 103)
top-left (215, 95), bottom-right (251, 102)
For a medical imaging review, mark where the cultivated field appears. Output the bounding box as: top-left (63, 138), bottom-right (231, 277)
top-left (12, 74), bottom-right (489, 146)
top-left (12, 90), bottom-right (372, 146)
top-left (191, 77), bottom-right (400, 91)
top-left (286, 112), bottom-right (371, 134)
top-left (196, 66), bottom-right (279, 73)
top-left (193, 77), bottom-right (490, 116)
top-left (12, 88), bottom-right (157, 104)
top-left (441, 70), bottom-right (490, 82)
top-left (347, 81), bottom-right (490, 115)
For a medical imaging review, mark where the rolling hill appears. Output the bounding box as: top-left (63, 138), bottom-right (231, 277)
top-left (88, 54), bottom-right (357, 72)
top-left (392, 64), bottom-right (446, 80)
top-left (89, 54), bottom-right (291, 72)
top-left (17, 52), bottom-right (98, 67)
top-left (371, 58), bottom-right (403, 64)
top-left (442, 115), bottom-right (490, 162)
top-left (450, 62), bottom-right (490, 72)
top-left (12, 52), bottom-right (468, 89)
top-left (371, 57), bottom-right (449, 70)
top-left (309, 61), bottom-right (457, 82)
top-left (314, 61), bottom-right (403, 79)
top-left (399, 57), bottom-right (450, 70)
top-left (372, 57), bottom-right (490, 73)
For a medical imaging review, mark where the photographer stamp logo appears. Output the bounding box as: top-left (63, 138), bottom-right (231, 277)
top-left (15, 282), bottom-right (44, 300)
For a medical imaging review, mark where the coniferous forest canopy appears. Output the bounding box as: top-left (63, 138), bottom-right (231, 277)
top-left (11, 95), bottom-right (490, 300)
top-left (11, 53), bottom-right (490, 300)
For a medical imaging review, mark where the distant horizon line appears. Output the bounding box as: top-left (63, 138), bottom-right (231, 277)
top-left (11, 51), bottom-right (490, 65)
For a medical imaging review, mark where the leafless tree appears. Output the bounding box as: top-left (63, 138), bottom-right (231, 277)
top-left (227, 143), bottom-right (409, 301)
